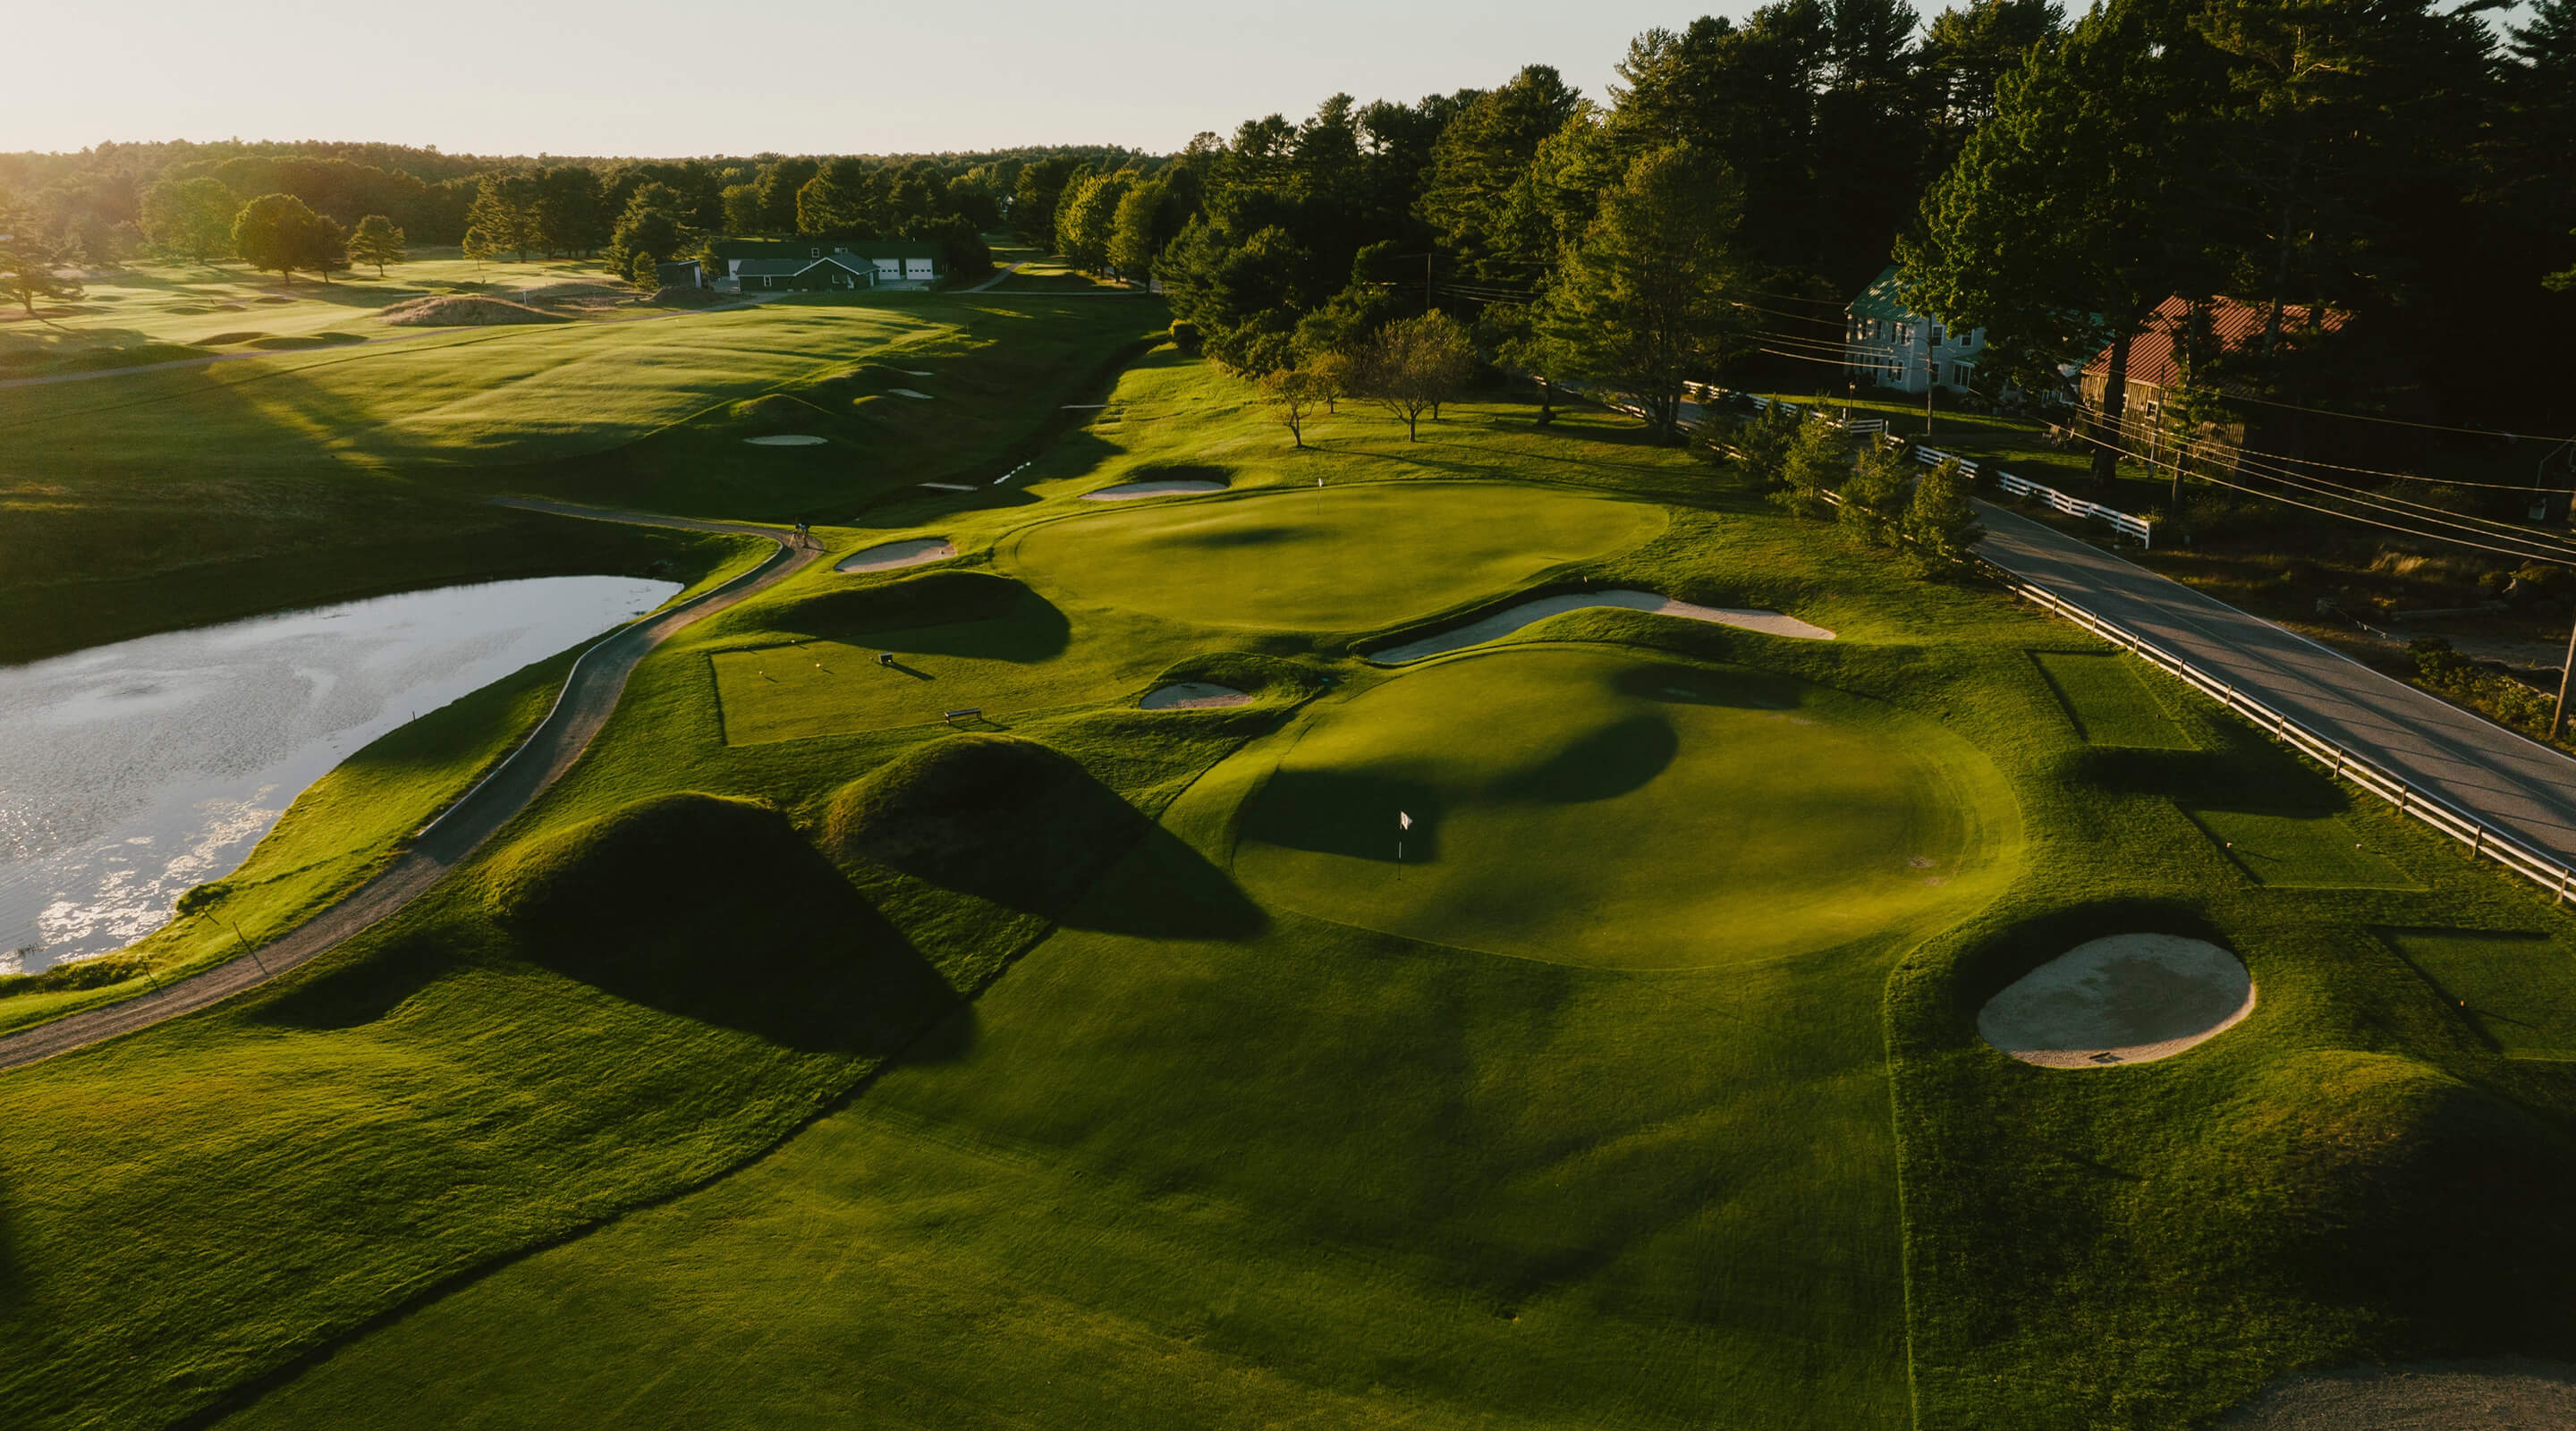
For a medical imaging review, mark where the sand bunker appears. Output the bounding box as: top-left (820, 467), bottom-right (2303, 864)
top-left (1373, 590), bottom-right (1835, 665)
top-left (836, 538), bottom-right (955, 573)
top-left (744, 435), bottom-right (827, 447)
top-left (2217, 1356), bottom-right (2576, 1428)
top-left (1140, 682), bottom-right (1252, 710)
top-left (1083, 479), bottom-right (1228, 501)
top-left (377, 295), bottom-right (567, 327)
top-left (1979, 934), bottom-right (2255, 1068)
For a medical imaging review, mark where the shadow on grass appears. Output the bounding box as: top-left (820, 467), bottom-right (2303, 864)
top-left (482, 792), bottom-right (959, 1055)
top-left (1492, 715), bottom-right (1677, 804)
top-left (830, 734), bottom-right (1266, 941)
top-left (1241, 769), bottom-right (1445, 864)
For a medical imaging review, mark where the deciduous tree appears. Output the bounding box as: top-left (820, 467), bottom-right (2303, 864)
top-left (1260, 368), bottom-right (1331, 447)
top-left (1902, 455), bottom-right (1986, 568)
top-left (231, 193), bottom-right (344, 285)
top-left (1356, 310), bottom-right (1477, 440)
top-left (348, 215), bottom-right (406, 277)
top-left (139, 177), bottom-right (236, 263)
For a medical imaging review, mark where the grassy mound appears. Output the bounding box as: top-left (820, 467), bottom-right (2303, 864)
top-left (745, 569), bottom-right (1026, 639)
top-left (486, 792), bottom-right (951, 1052)
top-left (2210, 1051), bottom-right (2576, 1350)
top-left (377, 295), bottom-right (568, 327)
top-left (650, 285), bottom-right (724, 308)
top-left (824, 735), bottom-right (1152, 919)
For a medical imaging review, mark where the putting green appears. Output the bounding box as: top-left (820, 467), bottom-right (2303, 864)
top-left (1001, 480), bottom-right (1669, 631)
top-left (1224, 645), bottom-right (2020, 970)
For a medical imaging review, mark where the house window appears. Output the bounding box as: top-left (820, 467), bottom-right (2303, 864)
top-left (1952, 362), bottom-right (1974, 387)
top-left (1930, 325), bottom-right (1945, 347)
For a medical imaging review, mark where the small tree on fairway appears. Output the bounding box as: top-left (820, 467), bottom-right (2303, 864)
top-left (0, 218), bottom-right (82, 317)
top-left (140, 177), bottom-right (236, 264)
top-left (348, 216), bottom-right (406, 277)
top-left (232, 193), bottom-right (342, 286)
top-left (1902, 457), bottom-right (1987, 570)
top-left (1357, 310), bottom-right (1476, 441)
top-left (465, 174), bottom-right (544, 264)
top-left (1771, 411), bottom-right (1849, 520)
top-left (1306, 349), bottom-right (1353, 414)
top-left (1261, 368), bottom-right (1330, 448)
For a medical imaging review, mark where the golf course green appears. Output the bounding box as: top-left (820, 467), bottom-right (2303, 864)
top-left (11, 318), bottom-right (2576, 1431)
top-left (1228, 644), bottom-right (2017, 969)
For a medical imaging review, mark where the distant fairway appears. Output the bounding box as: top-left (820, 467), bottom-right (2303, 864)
top-left (1004, 481), bottom-right (1669, 631)
top-left (1231, 645), bottom-right (2017, 970)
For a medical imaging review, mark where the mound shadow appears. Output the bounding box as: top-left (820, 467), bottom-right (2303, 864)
top-left (748, 572), bottom-right (1072, 665)
top-left (487, 793), bottom-right (958, 1055)
top-left (1242, 769), bottom-right (1447, 864)
top-left (1124, 461), bottom-right (1234, 485)
top-left (1608, 662), bottom-right (1806, 711)
top-left (830, 735), bottom-right (1264, 941)
top-left (254, 935), bottom-right (464, 1031)
top-left (1490, 715), bottom-right (1677, 804)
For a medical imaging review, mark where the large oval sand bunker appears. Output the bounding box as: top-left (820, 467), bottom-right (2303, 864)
top-left (1980, 934), bottom-right (2255, 1067)
top-left (1374, 589), bottom-right (1835, 664)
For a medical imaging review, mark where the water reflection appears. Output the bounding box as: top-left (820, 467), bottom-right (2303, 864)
top-left (0, 576), bottom-right (677, 972)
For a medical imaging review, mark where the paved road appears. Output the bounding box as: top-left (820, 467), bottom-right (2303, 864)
top-left (0, 504), bottom-right (818, 1073)
top-left (1977, 502), bottom-right (2576, 864)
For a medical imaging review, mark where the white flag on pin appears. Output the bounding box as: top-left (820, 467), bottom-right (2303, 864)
top-left (1398, 811), bottom-right (1413, 830)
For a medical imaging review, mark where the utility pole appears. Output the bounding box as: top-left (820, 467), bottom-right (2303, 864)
top-left (2555, 618), bottom-right (2576, 742)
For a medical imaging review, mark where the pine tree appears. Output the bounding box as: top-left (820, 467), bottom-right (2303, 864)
top-left (1902, 456), bottom-right (1986, 569)
top-left (0, 217), bottom-right (82, 316)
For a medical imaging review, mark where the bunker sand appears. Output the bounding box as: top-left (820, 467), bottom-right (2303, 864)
top-left (1979, 934), bottom-right (2255, 1067)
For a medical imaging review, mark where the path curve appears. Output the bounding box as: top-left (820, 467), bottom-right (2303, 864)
top-left (0, 501), bottom-right (818, 1073)
top-left (959, 259), bottom-right (1030, 293)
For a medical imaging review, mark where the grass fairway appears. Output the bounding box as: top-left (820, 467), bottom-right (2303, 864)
top-left (2385, 928), bottom-right (2576, 1055)
top-left (21, 347), bottom-right (2576, 1431)
top-left (1004, 480), bottom-right (1669, 633)
top-left (1232, 644), bottom-right (2017, 969)
top-left (2030, 649), bottom-right (2194, 749)
top-left (2184, 806), bottom-right (2421, 889)
top-left (2, 287), bottom-right (1162, 664)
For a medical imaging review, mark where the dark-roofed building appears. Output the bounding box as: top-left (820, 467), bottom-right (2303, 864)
top-left (707, 239), bottom-right (943, 292)
top-left (2078, 294), bottom-right (2350, 419)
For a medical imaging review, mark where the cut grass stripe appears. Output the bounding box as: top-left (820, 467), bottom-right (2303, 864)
top-left (2383, 927), bottom-right (2576, 1056)
top-left (2183, 806), bottom-right (2420, 890)
top-left (2030, 649), bottom-right (2194, 749)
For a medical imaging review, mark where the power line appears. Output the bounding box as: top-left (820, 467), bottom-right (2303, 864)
top-left (2219, 390), bottom-right (2575, 445)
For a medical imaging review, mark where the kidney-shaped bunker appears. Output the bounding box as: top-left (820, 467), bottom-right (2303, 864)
top-left (1980, 933), bottom-right (2255, 1068)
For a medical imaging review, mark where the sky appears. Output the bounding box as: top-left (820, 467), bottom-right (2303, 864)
top-left (17, 0), bottom-right (1763, 158)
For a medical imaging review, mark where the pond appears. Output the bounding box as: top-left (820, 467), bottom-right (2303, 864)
top-left (0, 575), bottom-right (679, 973)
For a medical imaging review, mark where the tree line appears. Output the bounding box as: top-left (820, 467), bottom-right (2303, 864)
top-left (0, 140), bottom-right (1148, 292)
top-left (1011, 0), bottom-right (2572, 461)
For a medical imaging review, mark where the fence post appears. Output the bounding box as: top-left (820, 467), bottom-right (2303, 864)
top-left (2398, 785), bottom-right (2410, 817)
top-left (2331, 748), bottom-right (2343, 778)
top-left (2563, 868), bottom-right (2572, 904)
top-left (2474, 827), bottom-right (2486, 858)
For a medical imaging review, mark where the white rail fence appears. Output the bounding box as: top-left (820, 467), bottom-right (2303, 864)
top-left (1897, 440), bottom-right (2156, 548)
top-left (1996, 572), bottom-right (2576, 904)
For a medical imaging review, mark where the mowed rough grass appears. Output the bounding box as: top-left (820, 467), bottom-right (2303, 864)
top-left (1231, 643), bottom-right (2018, 970)
top-left (1003, 480), bottom-right (1668, 633)
top-left (2385, 927), bottom-right (2576, 1056)
top-left (2030, 648), bottom-right (2195, 749)
top-left (14, 351), bottom-right (2576, 1431)
top-left (2184, 806), bottom-right (2421, 890)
